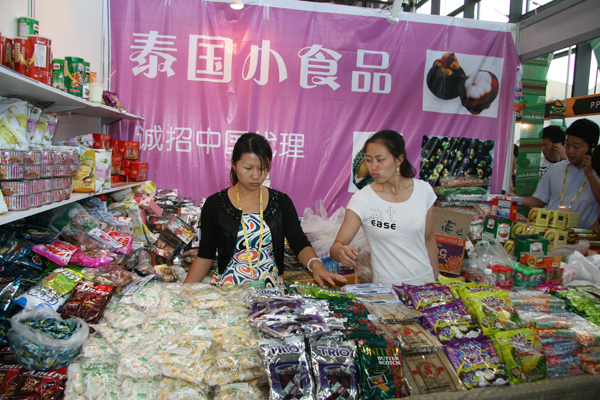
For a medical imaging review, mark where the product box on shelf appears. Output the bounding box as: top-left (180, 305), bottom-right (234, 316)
top-left (111, 155), bottom-right (122, 175)
top-left (111, 175), bottom-right (122, 185)
top-left (122, 159), bottom-right (133, 169)
top-left (565, 212), bottom-right (579, 228)
top-left (110, 139), bottom-right (120, 155)
top-left (129, 161), bottom-right (147, 181)
top-left (520, 252), bottom-right (561, 268)
top-left (491, 198), bottom-right (518, 221)
top-left (543, 228), bottom-right (568, 249)
top-left (117, 141), bottom-right (140, 160)
top-left (511, 222), bottom-right (527, 238)
top-left (133, 193), bottom-right (162, 217)
top-left (526, 224), bottom-right (547, 235)
top-left (435, 234), bottom-right (465, 275)
top-left (483, 216), bottom-right (513, 243)
top-left (528, 207), bottom-right (549, 227)
top-left (548, 210), bottom-right (567, 229)
top-left (92, 134), bottom-right (111, 150)
top-left (513, 235), bottom-right (548, 261)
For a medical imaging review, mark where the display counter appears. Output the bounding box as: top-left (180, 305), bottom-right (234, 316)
top-left (407, 374), bottom-right (600, 400)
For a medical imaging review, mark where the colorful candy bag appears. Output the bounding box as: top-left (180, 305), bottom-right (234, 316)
top-left (14, 267), bottom-right (84, 310)
top-left (492, 328), bottom-right (546, 384)
top-left (309, 339), bottom-right (358, 400)
top-left (421, 301), bottom-right (483, 344)
top-left (60, 279), bottom-right (115, 324)
top-left (258, 315), bottom-right (326, 339)
top-left (444, 339), bottom-right (509, 389)
top-left (258, 336), bottom-right (314, 400)
top-left (518, 311), bottom-right (574, 329)
top-left (462, 290), bottom-right (520, 336)
top-left (32, 241), bottom-right (80, 267)
top-left (356, 335), bottom-right (405, 399)
top-left (105, 231), bottom-right (133, 255)
top-left (249, 298), bottom-right (303, 321)
top-left (403, 349), bottom-right (466, 395)
top-left (327, 300), bottom-right (370, 320)
top-left (69, 252), bottom-right (114, 268)
top-left (406, 285), bottom-right (453, 311)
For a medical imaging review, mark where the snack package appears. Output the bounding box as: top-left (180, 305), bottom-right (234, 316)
top-left (356, 336), bottom-right (405, 399)
top-left (14, 267), bottom-right (84, 310)
top-left (492, 328), bottom-right (546, 384)
top-left (403, 349), bottom-right (466, 395)
top-left (421, 301), bottom-right (483, 344)
top-left (69, 252), bottom-right (114, 268)
top-left (259, 336), bottom-right (314, 400)
top-left (60, 279), bottom-right (115, 323)
top-left (462, 290), bottom-right (520, 336)
top-left (405, 285), bottom-right (453, 310)
top-left (384, 321), bottom-right (442, 353)
top-left (72, 148), bottom-right (96, 192)
top-left (362, 302), bottom-right (422, 322)
top-left (32, 241), bottom-right (80, 267)
top-left (0, 98), bottom-right (29, 146)
top-left (309, 339), bottom-right (358, 400)
top-left (6, 366), bottom-right (68, 399)
top-left (444, 339), bottom-right (509, 389)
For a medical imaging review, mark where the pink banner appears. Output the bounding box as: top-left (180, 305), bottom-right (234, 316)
top-left (109, 0), bottom-right (519, 213)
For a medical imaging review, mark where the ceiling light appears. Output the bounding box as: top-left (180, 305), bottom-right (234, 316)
top-left (231, 0), bottom-right (244, 10)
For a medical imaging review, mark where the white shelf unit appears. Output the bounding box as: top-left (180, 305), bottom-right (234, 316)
top-left (0, 182), bottom-right (145, 226)
top-left (0, 66), bottom-right (144, 125)
top-left (0, 65), bottom-right (147, 227)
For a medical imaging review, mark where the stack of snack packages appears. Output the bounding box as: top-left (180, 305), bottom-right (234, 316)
top-left (56, 134), bottom-right (112, 193)
top-left (105, 185), bottom-right (158, 247)
top-left (0, 97), bottom-right (79, 213)
top-left (108, 138), bottom-right (147, 185)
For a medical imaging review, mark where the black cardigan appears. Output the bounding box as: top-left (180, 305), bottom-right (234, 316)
top-left (196, 187), bottom-right (312, 275)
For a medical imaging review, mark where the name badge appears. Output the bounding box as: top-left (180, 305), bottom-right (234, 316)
top-left (558, 205), bottom-right (572, 212)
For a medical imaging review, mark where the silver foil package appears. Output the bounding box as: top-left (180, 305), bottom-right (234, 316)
top-left (259, 336), bottom-right (314, 400)
top-left (309, 339), bottom-right (359, 400)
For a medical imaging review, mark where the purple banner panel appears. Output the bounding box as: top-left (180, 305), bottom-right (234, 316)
top-left (109, 0), bottom-right (519, 214)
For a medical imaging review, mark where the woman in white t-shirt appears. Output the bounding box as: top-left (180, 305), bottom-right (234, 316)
top-left (331, 130), bottom-right (439, 287)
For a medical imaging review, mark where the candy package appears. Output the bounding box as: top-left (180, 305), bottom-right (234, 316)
top-left (32, 241), bottom-right (80, 267)
top-left (405, 285), bottom-right (453, 311)
top-left (403, 349), bottom-right (466, 395)
top-left (8, 306), bottom-right (89, 371)
top-left (384, 321), bottom-right (442, 353)
top-left (444, 339), bottom-right (509, 389)
top-left (356, 336), bottom-right (405, 399)
top-left (60, 279), bottom-right (115, 324)
top-left (82, 266), bottom-right (137, 294)
top-left (5, 366), bottom-right (68, 399)
top-left (214, 382), bottom-right (265, 400)
top-left (258, 336), bottom-right (314, 400)
top-left (492, 328), bottom-right (546, 384)
top-left (462, 290), bottom-right (520, 336)
top-left (309, 338), bottom-right (358, 400)
top-left (421, 301), bottom-right (483, 344)
top-left (14, 267), bottom-right (84, 310)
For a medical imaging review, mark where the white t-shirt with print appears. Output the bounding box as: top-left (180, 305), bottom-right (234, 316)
top-left (347, 179), bottom-right (437, 288)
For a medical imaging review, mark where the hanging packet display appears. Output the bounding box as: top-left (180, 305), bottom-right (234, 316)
top-left (356, 336), bottom-right (405, 399)
top-left (309, 339), bottom-right (358, 400)
top-left (258, 336), bottom-right (314, 400)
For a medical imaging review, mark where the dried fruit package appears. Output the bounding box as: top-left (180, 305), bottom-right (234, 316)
top-left (492, 328), bottom-right (547, 384)
top-left (356, 336), bottom-right (405, 399)
top-left (444, 339), bottom-right (509, 389)
top-left (309, 339), bottom-right (359, 400)
top-left (403, 349), bottom-right (466, 395)
top-left (258, 336), bottom-right (314, 400)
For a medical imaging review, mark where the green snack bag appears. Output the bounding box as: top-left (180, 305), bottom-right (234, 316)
top-left (464, 291), bottom-right (520, 336)
top-left (310, 286), bottom-right (356, 301)
top-left (357, 336), bottom-right (405, 399)
top-left (493, 328), bottom-right (546, 384)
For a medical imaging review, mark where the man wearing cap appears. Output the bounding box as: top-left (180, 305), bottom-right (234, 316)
top-left (517, 118), bottom-right (600, 229)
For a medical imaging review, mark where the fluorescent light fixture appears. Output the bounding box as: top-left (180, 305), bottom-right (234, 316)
top-left (231, 0), bottom-right (244, 10)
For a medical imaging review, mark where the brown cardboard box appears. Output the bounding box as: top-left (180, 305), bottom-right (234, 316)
top-left (433, 208), bottom-right (473, 275)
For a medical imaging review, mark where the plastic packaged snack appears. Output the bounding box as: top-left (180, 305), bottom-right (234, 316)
top-left (492, 328), bottom-right (546, 384)
top-left (356, 336), bottom-right (405, 399)
top-left (8, 306), bottom-right (89, 371)
top-left (80, 335), bottom-right (120, 358)
top-left (32, 240), bottom-right (80, 266)
top-left (403, 349), bottom-right (466, 395)
top-left (462, 290), bottom-right (520, 336)
top-left (14, 267), bottom-right (84, 310)
top-left (362, 302), bottom-right (422, 322)
top-left (65, 358), bottom-right (121, 399)
top-left (444, 339), bottom-right (509, 389)
top-left (384, 321), bottom-right (442, 353)
top-left (214, 382), bottom-right (265, 400)
top-left (308, 338), bottom-right (358, 400)
top-left (60, 279), bottom-right (115, 324)
top-left (421, 301), bottom-right (483, 344)
top-left (259, 336), bottom-right (314, 400)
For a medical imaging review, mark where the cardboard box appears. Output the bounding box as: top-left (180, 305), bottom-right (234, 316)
top-left (433, 208), bottom-right (473, 240)
top-left (109, 138), bottom-right (120, 154)
top-left (543, 228), bottom-right (568, 249)
top-left (566, 212), bottom-right (579, 228)
top-left (526, 224), bottom-right (547, 235)
top-left (511, 222), bottom-right (527, 238)
top-left (130, 161), bottom-right (148, 181)
top-left (122, 159), bottom-right (133, 169)
top-left (111, 154), bottom-right (122, 175)
top-left (118, 140), bottom-right (140, 160)
top-left (528, 207), bottom-right (549, 227)
top-left (548, 210), bottom-right (567, 229)
top-left (92, 134), bottom-right (111, 150)
top-left (483, 216), bottom-right (513, 243)
top-left (435, 234), bottom-right (465, 275)
top-left (110, 175), bottom-right (122, 185)
top-left (491, 198), bottom-right (518, 221)
top-left (513, 235), bottom-right (548, 261)
top-left (520, 252), bottom-right (561, 269)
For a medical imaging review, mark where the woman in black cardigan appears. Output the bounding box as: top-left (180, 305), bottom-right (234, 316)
top-left (184, 133), bottom-right (345, 287)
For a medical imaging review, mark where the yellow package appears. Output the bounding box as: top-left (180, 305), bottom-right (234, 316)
top-left (72, 149), bottom-right (96, 193)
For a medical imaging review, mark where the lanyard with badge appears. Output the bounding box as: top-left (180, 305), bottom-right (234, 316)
top-left (558, 164), bottom-right (588, 212)
top-left (235, 184), bottom-right (263, 278)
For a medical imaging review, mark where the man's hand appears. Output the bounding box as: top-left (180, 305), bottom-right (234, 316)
top-left (583, 155), bottom-right (595, 179)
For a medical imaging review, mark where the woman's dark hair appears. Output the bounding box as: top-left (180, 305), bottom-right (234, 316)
top-left (230, 133), bottom-right (273, 185)
top-left (363, 130), bottom-right (416, 178)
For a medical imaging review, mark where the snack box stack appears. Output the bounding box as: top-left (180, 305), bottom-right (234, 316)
top-left (0, 149), bottom-right (77, 211)
top-left (566, 228), bottom-right (600, 251)
top-left (107, 138), bottom-right (146, 184)
top-left (524, 207), bottom-right (578, 250)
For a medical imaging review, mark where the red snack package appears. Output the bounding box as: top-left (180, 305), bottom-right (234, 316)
top-left (0, 364), bottom-right (25, 397)
top-left (11, 367), bottom-right (68, 399)
top-left (32, 241), bottom-right (79, 266)
top-left (60, 279), bottom-right (115, 324)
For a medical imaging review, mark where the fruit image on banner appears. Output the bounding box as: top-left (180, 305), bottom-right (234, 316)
top-left (420, 136), bottom-right (495, 187)
top-left (423, 51), bottom-right (503, 118)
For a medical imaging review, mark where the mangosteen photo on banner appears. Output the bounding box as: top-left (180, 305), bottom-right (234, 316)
top-left (420, 136), bottom-right (495, 186)
top-left (422, 50), bottom-right (503, 118)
